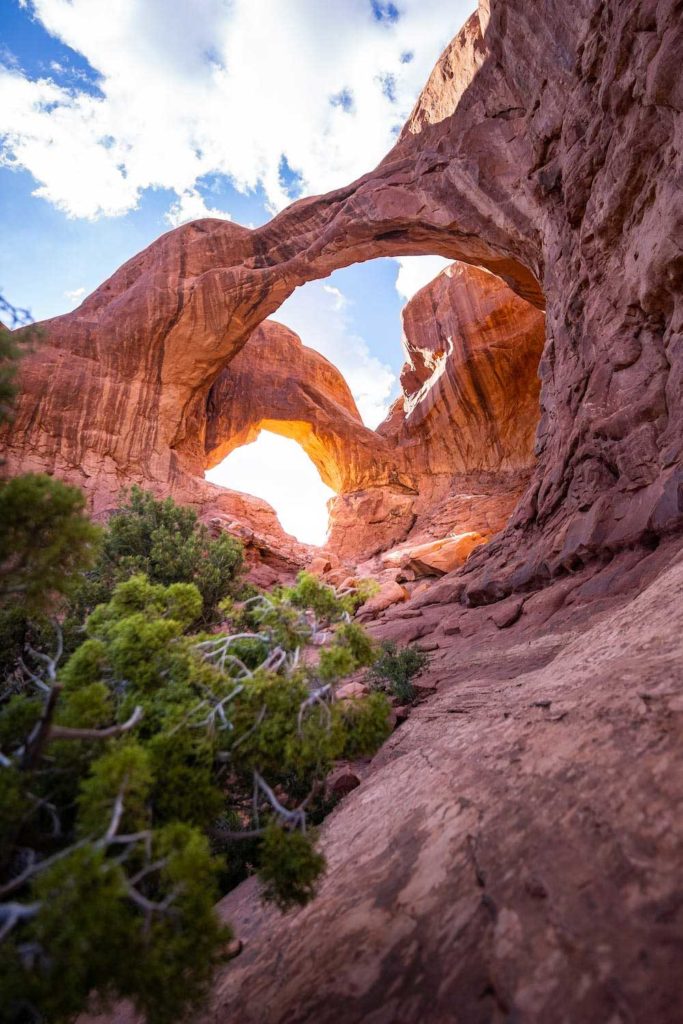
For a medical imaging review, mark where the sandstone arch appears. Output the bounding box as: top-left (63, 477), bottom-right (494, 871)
top-left (3, 0), bottom-right (682, 592)
top-left (203, 321), bottom-right (409, 495)
top-left (4, 2), bottom-right (683, 1020)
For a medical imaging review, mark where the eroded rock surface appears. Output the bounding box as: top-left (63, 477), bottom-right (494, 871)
top-left (196, 542), bottom-right (683, 1024)
top-left (204, 320), bottom-right (406, 495)
top-left (6, 0), bottom-right (682, 589)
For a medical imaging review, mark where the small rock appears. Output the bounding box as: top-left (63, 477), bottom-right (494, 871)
top-left (442, 616), bottom-right (463, 636)
top-left (413, 678), bottom-right (437, 699)
top-left (336, 681), bottom-right (369, 700)
top-left (490, 598), bottom-right (524, 629)
top-left (309, 555), bottom-right (333, 576)
top-left (338, 575), bottom-right (358, 591)
top-left (357, 581), bottom-right (409, 617)
top-left (326, 767), bottom-right (361, 797)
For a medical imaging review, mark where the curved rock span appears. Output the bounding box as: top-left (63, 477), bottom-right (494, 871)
top-left (4, 0), bottom-right (682, 589)
top-left (4, 254), bottom-right (545, 564)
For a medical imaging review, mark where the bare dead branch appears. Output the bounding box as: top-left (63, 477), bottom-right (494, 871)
top-left (128, 858), bottom-right (168, 887)
top-left (18, 659), bottom-right (50, 694)
top-left (0, 839), bottom-right (88, 899)
top-left (297, 684), bottom-right (332, 737)
top-left (104, 785), bottom-right (127, 842)
top-left (21, 683), bottom-right (62, 771)
top-left (125, 883), bottom-right (178, 915)
top-left (254, 771), bottom-right (307, 832)
top-left (0, 901), bottom-right (41, 942)
top-left (49, 704), bottom-right (143, 742)
top-left (210, 825), bottom-right (266, 842)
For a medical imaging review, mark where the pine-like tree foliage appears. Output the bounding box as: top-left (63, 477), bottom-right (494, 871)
top-left (0, 488), bottom-right (397, 1024)
top-left (71, 485), bottom-right (245, 627)
top-left (0, 474), bottom-right (102, 612)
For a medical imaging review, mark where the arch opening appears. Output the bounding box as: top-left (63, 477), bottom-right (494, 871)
top-left (199, 254), bottom-right (546, 565)
top-left (206, 429), bottom-right (336, 547)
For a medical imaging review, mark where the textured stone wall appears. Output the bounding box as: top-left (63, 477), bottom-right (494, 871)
top-left (3, 0), bottom-right (682, 592)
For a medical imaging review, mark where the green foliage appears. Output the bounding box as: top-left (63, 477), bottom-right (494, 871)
top-left (334, 621), bottom-right (377, 666)
top-left (77, 742), bottom-right (152, 836)
top-left (0, 474), bottom-right (101, 613)
top-left (0, 314), bottom-right (40, 427)
top-left (0, 480), bottom-right (392, 1024)
top-left (258, 824), bottom-right (326, 910)
top-left (285, 571), bottom-right (378, 620)
top-left (0, 766), bottom-right (30, 863)
top-left (336, 691), bottom-right (393, 759)
top-left (0, 321), bottom-right (23, 425)
top-left (8, 828), bottom-right (228, 1024)
top-left (368, 640), bottom-right (430, 704)
top-left (286, 570), bottom-right (349, 622)
top-left (71, 486), bottom-right (244, 626)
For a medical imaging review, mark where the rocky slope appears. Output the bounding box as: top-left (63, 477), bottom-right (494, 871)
top-left (201, 539), bottom-right (683, 1024)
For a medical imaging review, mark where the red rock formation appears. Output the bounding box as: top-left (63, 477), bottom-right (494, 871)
top-left (203, 321), bottom-right (406, 495)
top-left (44, 1), bottom-right (682, 1020)
top-left (194, 542), bottom-right (683, 1024)
top-left (385, 262), bottom-right (545, 477)
top-left (2, 257), bottom-right (544, 566)
top-left (326, 262), bottom-right (546, 559)
top-left (6, 0), bottom-right (680, 594)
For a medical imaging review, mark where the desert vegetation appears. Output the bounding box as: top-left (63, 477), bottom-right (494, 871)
top-left (0, 478), bottom-right (395, 1023)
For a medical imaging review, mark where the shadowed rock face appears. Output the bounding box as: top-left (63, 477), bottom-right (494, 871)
top-left (5, 0), bottom-right (682, 589)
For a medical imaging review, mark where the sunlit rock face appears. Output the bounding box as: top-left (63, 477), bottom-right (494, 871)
top-left (326, 261), bottom-right (546, 560)
top-left (203, 320), bottom-right (407, 496)
top-left (3, 0), bottom-right (683, 589)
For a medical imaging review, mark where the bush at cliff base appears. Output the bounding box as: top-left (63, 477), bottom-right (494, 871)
top-left (0, 482), bottom-right (390, 1024)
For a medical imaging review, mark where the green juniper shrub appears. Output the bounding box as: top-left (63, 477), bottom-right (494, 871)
top-left (368, 640), bottom-right (430, 704)
top-left (286, 570), bottom-right (378, 619)
top-left (67, 486), bottom-right (245, 630)
top-left (0, 552), bottom-right (391, 1023)
top-left (258, 823), bottom-right (326, 911)
top-left (0, 308), bottom-right (41, 428)
top-left (0, 473), bottom-right (102, 613)
top-left (0, 473), bottom-right (102, 692)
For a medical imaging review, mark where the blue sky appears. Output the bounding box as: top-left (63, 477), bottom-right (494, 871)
top-left (0, 0), bottom-right (474, 540)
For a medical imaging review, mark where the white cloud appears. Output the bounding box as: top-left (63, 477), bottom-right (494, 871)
top-left (277, 281), bottom-right (396, 429)
top-left (394, 255), bottom-right (452, 301)
top-left (206, 431), bottom-right (334, 546)
top-left (0, 0), bottom-right (475, 220)
top-left (64, 286), bottom-right (85, 302)
top-left (322, 285), bottom-right (347, 312)
top-left (164, 189), bottom-right (232, 227)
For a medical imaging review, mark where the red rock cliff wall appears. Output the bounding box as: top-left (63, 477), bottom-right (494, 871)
top-left (3, 0), bottom-right (682, 595)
